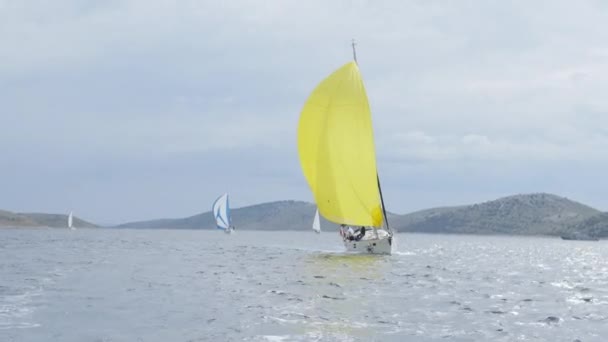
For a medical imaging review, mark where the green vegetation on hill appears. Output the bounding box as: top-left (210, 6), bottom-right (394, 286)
top-left (2, 193), bottom-right (605, 239)
top-left (0, 210), bottom-right (38, 227)
top-left (562, 212), bottom-right (608, 239)
top-left (116, 200), bottom-right (325, 230)
top-left (115, 200), bottom-right (401, 230)
top-left (114, 193), bottom-right (602, 238)
top-left (394, 193), bottom-right (599, 235)
top-left (0, 210), bottom-right (98, 228)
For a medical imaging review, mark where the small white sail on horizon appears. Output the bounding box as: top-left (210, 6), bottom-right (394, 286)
top-left (312, 209), bottom-right (321, 234)
top-left (68, 211), bottom-right (75, 230)
top-left (212, 193), bottom-right (234, 233)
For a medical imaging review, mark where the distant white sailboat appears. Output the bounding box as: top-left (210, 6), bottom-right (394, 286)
top-left (212, 193), bottom-right (235, 234)
top-left (312, 209), bottom-right (321, 234)
top-left (68, 211), bottom-right (75, 230)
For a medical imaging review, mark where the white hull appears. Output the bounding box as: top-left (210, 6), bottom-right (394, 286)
top-left (340, 227), bottom-right (393, 255)
top-left (344, 233), bottom-right (394, 254)
top-left (343, 236), bottom-right (392, 255)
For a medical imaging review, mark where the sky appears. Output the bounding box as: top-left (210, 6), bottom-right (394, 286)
top-left (2, 0), bottom-right (608, 224)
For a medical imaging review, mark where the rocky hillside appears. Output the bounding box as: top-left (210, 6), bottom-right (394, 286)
top-left (562, 212), bottom-right (608, 239)
top-left (116, 193), bottom-right (601, 236)
top-left (393, 193), bottom-right (600, 236)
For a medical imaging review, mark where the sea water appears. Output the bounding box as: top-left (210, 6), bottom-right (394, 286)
top-left (1, 229), bottom-right (607, 341)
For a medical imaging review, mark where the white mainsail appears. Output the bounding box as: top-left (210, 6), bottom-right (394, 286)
top-left (68, 211), bottom-right (74, 229)
top-left (312, 209), bottom-right (321, 233)
top-left (212, 193), bottom-right (231, 230)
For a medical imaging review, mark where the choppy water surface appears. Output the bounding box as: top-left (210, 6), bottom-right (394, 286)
top-left (1, 229), bottom-right (607, 341)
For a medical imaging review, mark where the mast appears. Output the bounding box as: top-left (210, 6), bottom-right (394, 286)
top-left (352, 39), bottom-right (391, 234)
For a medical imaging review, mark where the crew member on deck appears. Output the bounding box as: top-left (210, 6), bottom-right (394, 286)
top-left (347, 226), bottom-right (355, 240)
top-left (355, 226), bottom-right (366, 241)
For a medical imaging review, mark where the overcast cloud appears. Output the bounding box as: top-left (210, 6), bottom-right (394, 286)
top-left (2, 0), bottom-right (608, 223)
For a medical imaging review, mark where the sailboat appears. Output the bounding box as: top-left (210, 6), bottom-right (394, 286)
top-left (68, 211), bottom-right (75, 230)
top-left (297, 41), bottom-right (394, 254)
top-left (312, 208), bottom-right (321, 234)
top-left (212, 193), bottom-right (235, 234)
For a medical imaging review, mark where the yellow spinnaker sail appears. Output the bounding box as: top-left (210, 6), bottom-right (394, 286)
top-left (297, 61), bottom-right (383, 227)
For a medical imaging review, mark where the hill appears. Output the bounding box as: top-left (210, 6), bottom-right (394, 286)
top-left (21, 213), bottom-right (98, 228)
top-left (117, 200), bottom-right (334, 230)
top-left (3, 193), bottom-right (604, 237)
top-left (561, 212), bottom-right (608, 239)
top-left (0, 210), bottom-right (98, 228)
top-left (394, 193), bottom-right (600, 236)
top-left (116, 200), bottom-right (401, 230)
top-left (0, 210), bottom-right (38, 227)
top-left (116, 193), bottom-right (601, 236)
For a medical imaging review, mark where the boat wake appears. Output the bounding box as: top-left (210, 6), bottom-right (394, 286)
top-left (393, 251), bottom-right (416, 256)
